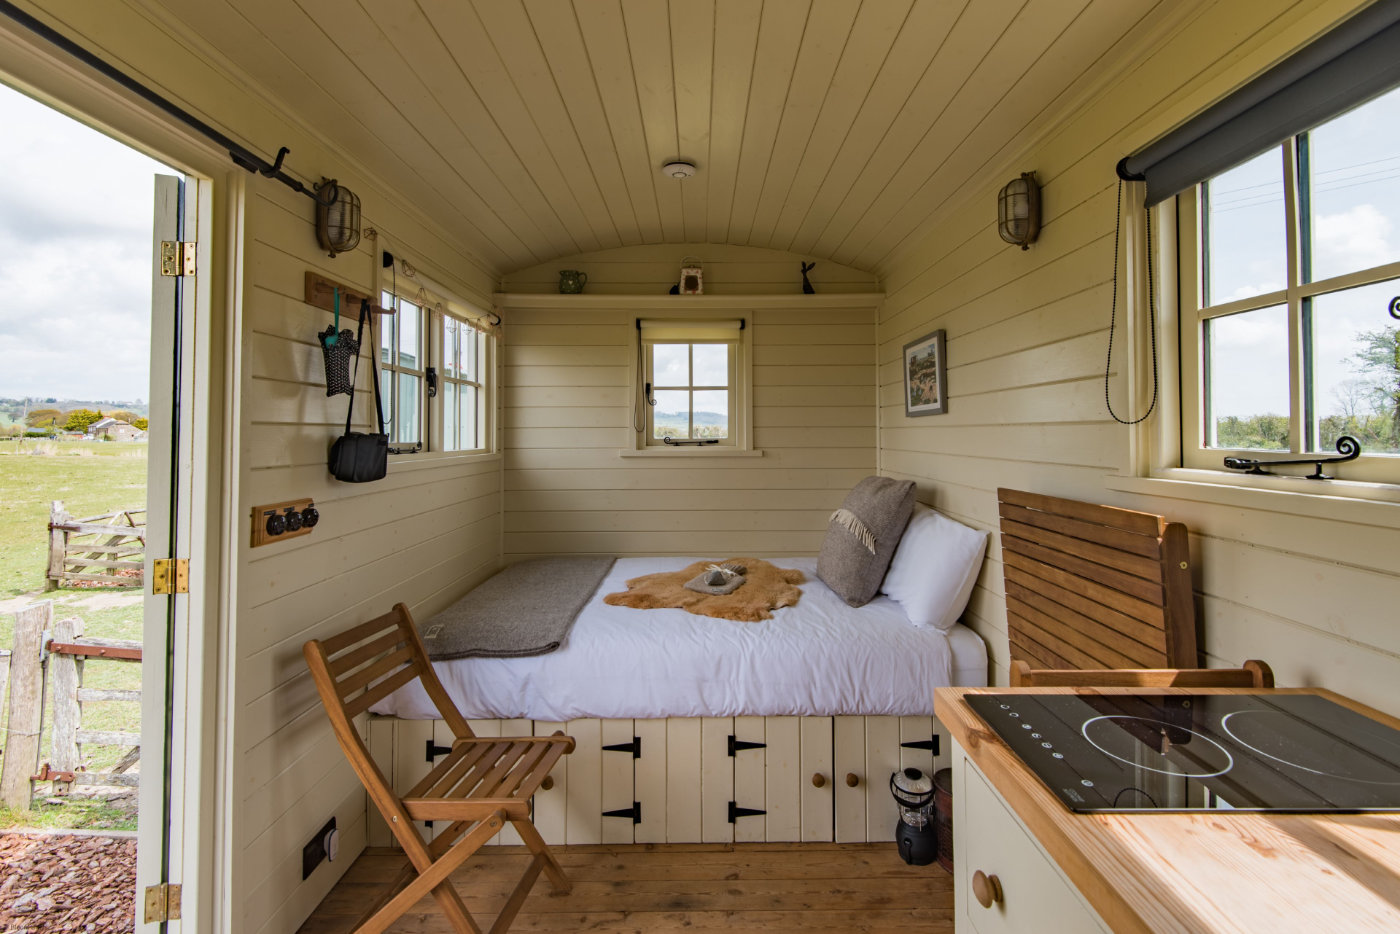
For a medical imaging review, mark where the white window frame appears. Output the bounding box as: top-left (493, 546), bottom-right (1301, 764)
top-left (379, 282), bottom-right (494, 459)
top-left (437, 313), bottom-right (489, 454)
top-left (378, 291), bottom-right (424, 452)
top-left (1178, 136), bottom-right (1400, 487)
top-left (633, 317), bottom-right (752, 452)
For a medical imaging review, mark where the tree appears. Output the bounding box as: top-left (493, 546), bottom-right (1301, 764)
top-left (25, 408), bottom-right (61, 429)
top-left (1350, 325), bottom-right (1400, 446)
top-left (63, 408), bottom-right (103, 433)
top-left (132, 417), bottom-right (149, 430)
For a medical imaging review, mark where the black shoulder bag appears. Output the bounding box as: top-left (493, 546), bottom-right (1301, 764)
top-left (328, 299), bottom-right (389, 482)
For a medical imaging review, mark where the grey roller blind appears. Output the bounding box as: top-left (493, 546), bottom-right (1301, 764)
top-left (1120, 0), bottom-right (1400, 205)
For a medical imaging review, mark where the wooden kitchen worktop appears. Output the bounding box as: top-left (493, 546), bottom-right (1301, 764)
top-left (936, 686), bottom-right (1400, 934)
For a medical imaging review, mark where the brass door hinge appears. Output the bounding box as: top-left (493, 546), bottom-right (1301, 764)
top-left (144, 883), bottom-right (181, 923)
top-left (152, 558), bottom-right (189, 595)
top-left (160, 240), bottom-right (197, 277)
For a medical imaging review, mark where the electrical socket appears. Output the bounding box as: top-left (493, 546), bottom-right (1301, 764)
top-left (251, 498), bottom-right (318, 548)
top-left (301, 816), bottom-right (338, 880)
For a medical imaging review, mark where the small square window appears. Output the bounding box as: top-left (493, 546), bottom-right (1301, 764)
top-left (636, 319), bottom-right (748, 449)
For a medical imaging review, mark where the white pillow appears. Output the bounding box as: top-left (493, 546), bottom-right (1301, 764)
top-left (881, 503), bottom-right (988, 631)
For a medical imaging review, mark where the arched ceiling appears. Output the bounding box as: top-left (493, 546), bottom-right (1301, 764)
top-left (144, 0), bottom-right (1168, 275)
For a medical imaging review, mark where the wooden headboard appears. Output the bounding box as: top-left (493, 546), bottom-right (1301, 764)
top-left (996, 488), bottom-right (1197, 671)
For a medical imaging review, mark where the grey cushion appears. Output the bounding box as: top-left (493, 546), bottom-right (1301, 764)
top-left (816, 476), bottom-right (917, 607)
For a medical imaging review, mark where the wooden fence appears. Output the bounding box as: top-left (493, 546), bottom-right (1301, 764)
top-left (46, 500), bottom-right (146, 590)
top-left (0, 602), bottom-right (142, 809)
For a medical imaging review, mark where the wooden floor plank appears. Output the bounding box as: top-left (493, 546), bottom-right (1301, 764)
top-left (299, 842), bottom-right (952, 933)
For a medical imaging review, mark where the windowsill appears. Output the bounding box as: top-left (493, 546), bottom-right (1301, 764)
top-left (388, 450), bottom-right (503, 472)
top-left (618, 448), bottom-right (764, 458)
top-left (1106, 468), bottom-right (1400, 525)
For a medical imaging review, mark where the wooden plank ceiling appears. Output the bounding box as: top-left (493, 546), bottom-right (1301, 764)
top-left (149, 0), bottom-right (1165, 274)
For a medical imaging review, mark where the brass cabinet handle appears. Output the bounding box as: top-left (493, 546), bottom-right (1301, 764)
top-left (972, 870), bottom-right (1003, 909)
top-left (812, 773), bottom-right (826, 788)
top-left (845, 772), bottom-right (860, 787)
top-left (540, 776), bottom-right (554, 791)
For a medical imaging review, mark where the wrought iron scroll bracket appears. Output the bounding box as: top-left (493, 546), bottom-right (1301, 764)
top-left (1223, 436), bottom-right (1361, 480)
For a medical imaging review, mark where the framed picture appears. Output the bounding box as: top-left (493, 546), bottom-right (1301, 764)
top-left (903, 329), bottom-right (947, 417)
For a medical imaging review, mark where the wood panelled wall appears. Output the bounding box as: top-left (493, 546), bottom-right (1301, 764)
top-left (238, 182), bottom-right (503, 934)
top-left (0, 4), bottom-right (504, 932)
top-left (875, 0), bottom-right (1400, 714)
top-left (502, 242), bottom-right (878, 295)
top-left (501, 247), bottom-right (878, 560)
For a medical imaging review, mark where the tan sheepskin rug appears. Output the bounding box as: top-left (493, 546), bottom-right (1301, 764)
top-left (604, 557), bottom-right (805, 622)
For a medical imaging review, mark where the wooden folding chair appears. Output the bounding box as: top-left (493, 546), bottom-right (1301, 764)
top-left (304, 603), bottom-right (574, 934)
top-left (1009, 658), bottom-right (1274, 688)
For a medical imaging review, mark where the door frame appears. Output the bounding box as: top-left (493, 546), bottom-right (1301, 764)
top-left (0, 20), bottom-right (240, 934)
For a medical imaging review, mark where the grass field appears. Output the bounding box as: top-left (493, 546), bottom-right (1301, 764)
top-left (0, 439), bottom-right (146, 831)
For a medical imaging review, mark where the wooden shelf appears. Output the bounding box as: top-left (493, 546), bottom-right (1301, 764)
top-left (493, 291), bottom-right (884, 311)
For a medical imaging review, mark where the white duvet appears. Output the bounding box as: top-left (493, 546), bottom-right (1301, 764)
top-left (372, 556), bottom-right (984, 721)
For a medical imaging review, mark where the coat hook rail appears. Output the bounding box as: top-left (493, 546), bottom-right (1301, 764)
top-left (0, 0), bottom-right (323, 203)
top-left (1223, 435), bottom-right (1361, 479)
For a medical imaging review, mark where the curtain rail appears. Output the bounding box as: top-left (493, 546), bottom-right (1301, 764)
top-left (0, 0), bottom-right (325, 202)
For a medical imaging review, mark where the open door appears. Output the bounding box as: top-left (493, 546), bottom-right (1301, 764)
top-left (135, 173), bottom-right (198, 930)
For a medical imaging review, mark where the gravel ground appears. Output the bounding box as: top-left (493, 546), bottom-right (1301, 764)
top-left (0, 831), bottom-right (136, 933)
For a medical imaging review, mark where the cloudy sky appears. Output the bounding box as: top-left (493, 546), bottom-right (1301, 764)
top-left (0, 82), bottom-right (174, 402)
top-left (1204, 85), bottom-right (1400, 432)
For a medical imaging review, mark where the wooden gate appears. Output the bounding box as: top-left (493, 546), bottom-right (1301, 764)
top-left (46, 500), bottom-right (146, 589)
top-left (0, 603), bottom-right (142, 809)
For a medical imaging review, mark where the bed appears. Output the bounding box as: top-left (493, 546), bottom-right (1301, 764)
top-left (365, 552), bottom-right (987, 848)
top-left (371, 556), bottom-right (988, 722)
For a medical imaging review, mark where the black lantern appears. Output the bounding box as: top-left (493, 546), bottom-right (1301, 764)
top-left (890, 767), bottom-right (938, 865)
top-left (997, 171), bottom-right (1041, 250)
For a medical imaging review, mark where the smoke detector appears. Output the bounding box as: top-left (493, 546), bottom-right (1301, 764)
top-left (660, 160), bottom-right (697, 179)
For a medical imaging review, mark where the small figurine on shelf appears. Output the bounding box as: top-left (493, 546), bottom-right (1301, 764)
top-left (679, 256), bottom-right (704, 294)
top-left (801, 261), bottom-right (816, 294)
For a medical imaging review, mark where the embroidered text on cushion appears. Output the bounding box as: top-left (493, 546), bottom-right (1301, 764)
top-left (816, 476), bottom-right (916, 606)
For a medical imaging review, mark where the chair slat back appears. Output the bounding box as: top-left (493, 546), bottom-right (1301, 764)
top-left (998, 488), bottom-right (1197, 671)
top-left (303, 603), bottom-right (477, 819)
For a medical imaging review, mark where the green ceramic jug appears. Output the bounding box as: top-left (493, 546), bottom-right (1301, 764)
top-left (558, 270), bottom-right (588, 294)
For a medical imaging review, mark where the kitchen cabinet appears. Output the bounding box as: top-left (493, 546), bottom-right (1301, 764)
top-left (937, 686), bottom-right (1400, 934)
top-left (953, 737), bottom-right (1109, 934)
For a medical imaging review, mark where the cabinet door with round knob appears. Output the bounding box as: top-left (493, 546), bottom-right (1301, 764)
top-left (961, 756), bottom-right (1112, 932)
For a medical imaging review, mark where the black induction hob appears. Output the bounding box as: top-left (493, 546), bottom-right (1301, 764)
top-left (967, 692), bottom-right (1400, 813)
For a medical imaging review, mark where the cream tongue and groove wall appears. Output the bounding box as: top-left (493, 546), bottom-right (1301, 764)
top-left (875, 0), bottom-right (1400, 716)
top-left (500, 245), bottom-right (880, 560)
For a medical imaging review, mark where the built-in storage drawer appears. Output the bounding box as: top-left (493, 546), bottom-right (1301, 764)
top-left (955, 743), bottom-right (1109, 934)
top-left (365, 713), bottom-right (948, 846)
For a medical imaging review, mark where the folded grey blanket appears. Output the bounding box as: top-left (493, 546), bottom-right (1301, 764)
top-left (420, 556), bottom-right (616, 660)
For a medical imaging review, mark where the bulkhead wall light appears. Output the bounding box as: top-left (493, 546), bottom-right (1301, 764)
top-left (997, 172), bottom-right (1041, 250)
